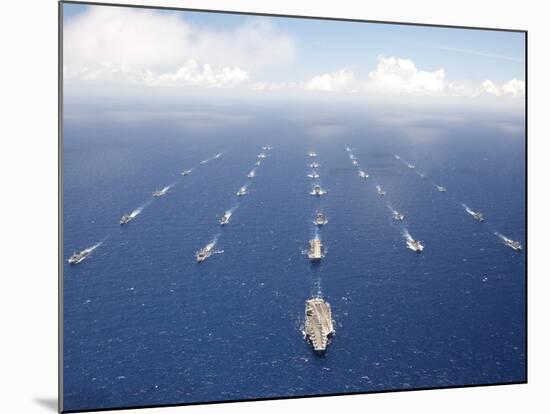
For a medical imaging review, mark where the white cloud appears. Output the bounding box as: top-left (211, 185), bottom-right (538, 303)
top-left (305, 69), bottom-right (360, 93)
top-left (367, 57), bottom-right (446, 94)
top-left (305, 56), bottom-right (524, 99)
top-left (64, 6), bottom-right (294, 88)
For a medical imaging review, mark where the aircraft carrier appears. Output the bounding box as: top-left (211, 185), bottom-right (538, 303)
top-left (308, 238), bottom-right (324, 261)
top-left (303, 298), bottom-right (335, 353)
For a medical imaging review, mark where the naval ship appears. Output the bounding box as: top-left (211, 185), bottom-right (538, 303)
top-left (394, 154), bottom-right (400, 160)
top-left (303, 298), bottom-right (335, 353)
top-left (195, 245), bottom-right (212, 262)
top-left (181, 169), bottom-right (192, 176)
top-left (236, 186), bottom-right (248, 196)
top-left (247, 170), bottom-right (256, 178)
top-left (311, 185), bottom-right (325, 196)
top-left (67, 249), bottom-right (91, 265)
top-left (345, 147), bottom-right (351, 152)
top-left (257, 153), bottom-right (267, 159)
top-left (406, 236), bottom-right (424, 252)
top-left (501, 235), bottom-right (522, 251)
top-left (469, 211), bottom-right (485, 222)
top-left (200, 159), bottom-right (208, 165)
top-left (308, 162), bottom-right (320, 168)
top-left (358, 170), bottom-right (369, 179)
top-left (313, 211), bottom-right (328, 226)
top-left (219, 212), bottom-right (231, 225)
top-left (437, 186), bottom-right (447, 192)
top-left (392, 210), bottom-right (405, 221)
top-left (152, 187), bottom-right (169, 197)
top-left (119, 214), bottom-right (133, 225)
top-left (376, 185), bottom-right (386, 196)
top-left (307, 238), bottom-right (324, 261)
top-left (308, 152), bottom-right (318, 157)
top-left (352, 160), bottom-right (358, 166)
top-left (407, 163), bottom-right (415, 169)
top-left (307, 171), bottom-right (320, 179)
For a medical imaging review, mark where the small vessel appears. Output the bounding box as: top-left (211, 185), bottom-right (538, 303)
top-left (307, 238), bottom-right (324, 261)
top-left (67, 249), bottom-right (90, 265)
top-left (358, 170), bottom-right (369, 179)
top-left (392, 211), bottom-right (405, 221)
top-left (303, 298), bottom-right (335, 353)
top-left (502, 237), bottom-right (522, 251)
top-left (307, 171), bottom-right (320, 179)
top-left (406, 238), bottom-right (424, 252)
top-left (219, 212), bottom-right (231, 225)
top-left (119, 214), bottom-right (133, 225)
top-left (308, 152), bottom-right (317, 157)
top-left (311, 185), bottom-right (326, 196)
top-left (257, 153), bottom-right (267, 159)
top-left (376, 185), bottom-right (386, 197)
top-left (247, 170), bottom-right (256, 178)
top-left (469, 211), bottom-right (485, 222)
top-left (195, 246), bottom-right (212, 262)
top-left (152, 186), bottom-right (169, 197)
top-left (313, 211), bottom-right (328, 226)
top-left (308, 162), bottom-right (320, 168)
top-left (436, 186), bottom-right (447, 192)
top-left (181, 169), bottom-right (192, 176)
top-left (407, 163), bottom-right (415, 169)
top-left (236, 186), bottom-right (248, 196)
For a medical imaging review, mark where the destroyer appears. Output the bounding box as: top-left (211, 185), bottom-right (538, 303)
top-left (501, 235), bottom-right (522, 251)
top-left (119, 214), bottom-right (133, 225)
top-left (392, 211), bottom-right (405, 221)
top-left (313, 211), bottom-right (328, 226)
top-left (376, 185), bottom-right (386, 196)
top-left (307, 238), bottom-right (324, 261)
top-left (358, 170), bottom-right (369, 179)
top-left (152, 187), bottom-right (169, 197)
top-left (236, 186), bottom-right (248, 196)
top-left (303, 298), bottom-right (335, 353)
top-left (195, 245), bottom-right (212, 262)
top-left (406, 236), bottom-right (424, 252)
top-left (469, 210), bottom-right (485, 222)
top-left (436, 186), bottom-right (447, 192)
top-left (67, 249), bottom-right (90, 265)
top-left (219, 212), bottom-right (231, 225)
top-left (311, 185), bottom-right (326, 196)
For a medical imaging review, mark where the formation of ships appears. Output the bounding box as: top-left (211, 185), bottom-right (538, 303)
top-left (68, 145), bottom-right (523, 355)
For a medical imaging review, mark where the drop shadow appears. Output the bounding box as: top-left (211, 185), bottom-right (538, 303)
top-left (33, 397), bottom-right (58, 412)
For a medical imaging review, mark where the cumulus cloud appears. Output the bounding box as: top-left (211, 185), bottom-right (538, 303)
top-left (305, 56), bottom-right (524, 99)
top-left (63, 6), bottom-right (294, 88)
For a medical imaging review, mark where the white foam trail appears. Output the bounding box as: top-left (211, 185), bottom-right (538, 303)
top-left (130, 200), bottom-right (152, 218)
top-left (387, 204), bottom-right (397, 215)
top-left (402, 229), bottom-right (413, 242)
top-left (83, 241), bottom-right (103, 254)
top-left (214, 152), bottom-right (223, 159)
top-left (462, 203), bottom-right (475, 215)
top-left (206, 234), bottom-right (221, 251)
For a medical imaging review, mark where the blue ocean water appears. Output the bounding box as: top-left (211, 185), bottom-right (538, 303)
top-left (63, 101), bottom-right (525, 411)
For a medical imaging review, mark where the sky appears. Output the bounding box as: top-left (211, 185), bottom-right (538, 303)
top-left (62, 3), bottom-right (526, 103)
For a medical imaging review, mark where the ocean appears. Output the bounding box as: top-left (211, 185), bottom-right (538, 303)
top-left (62, 99), bottom-right (526, 411)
